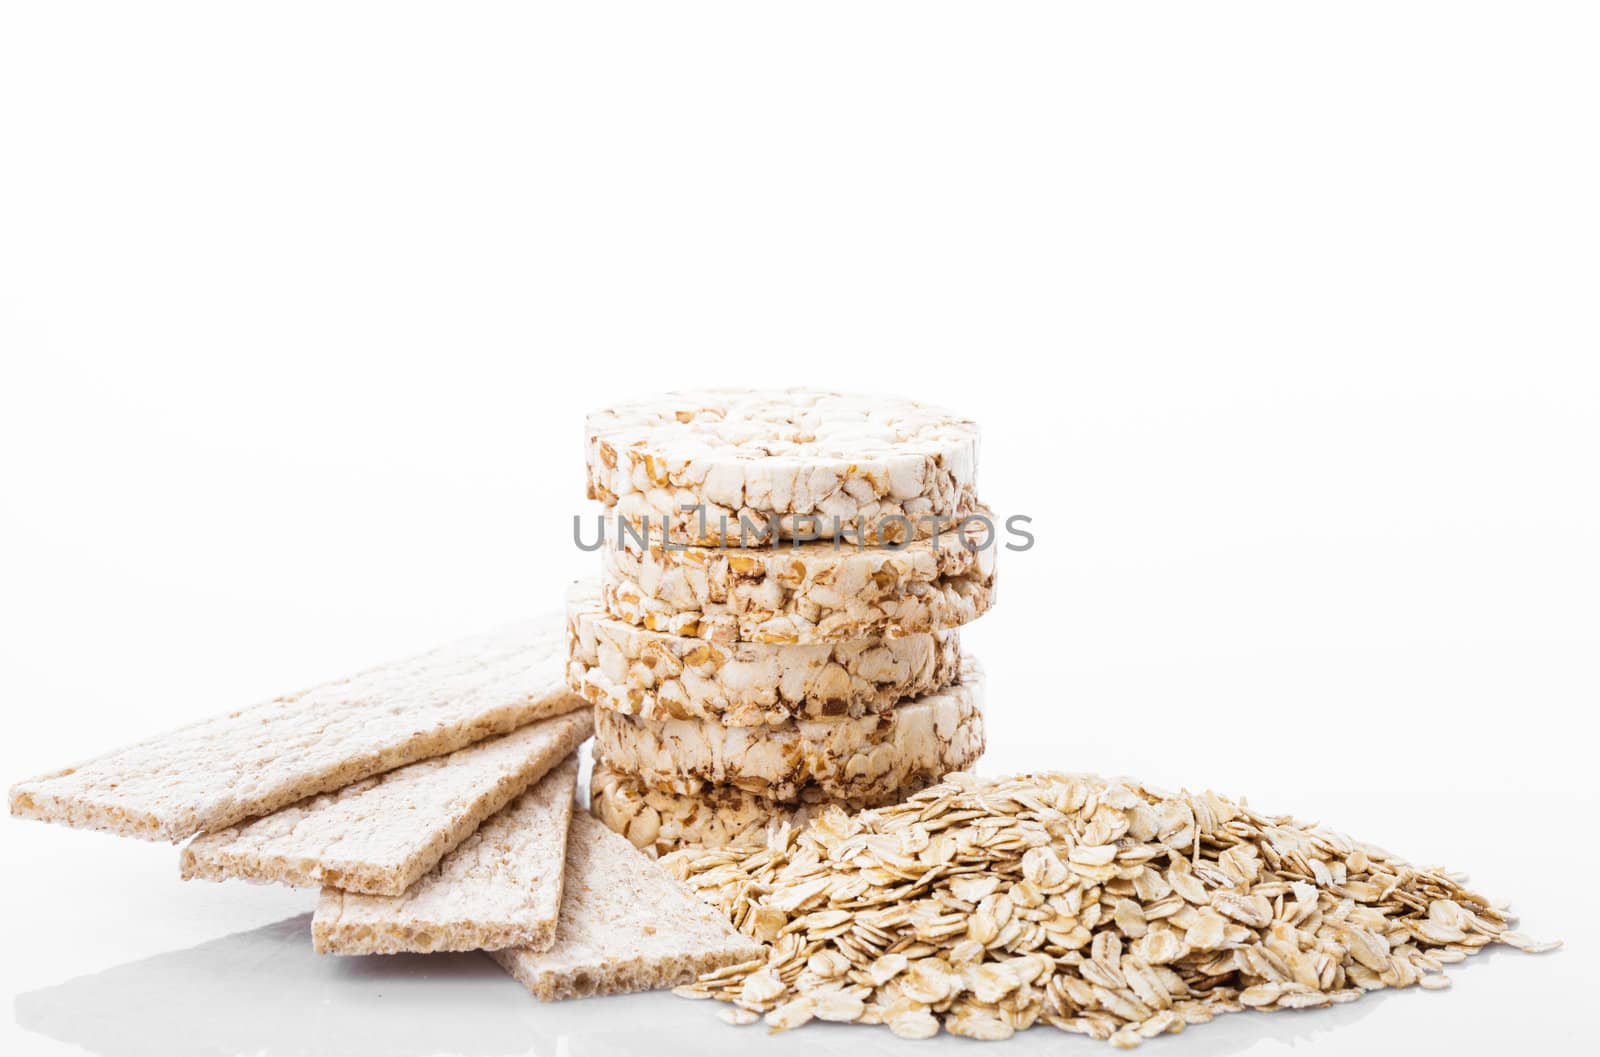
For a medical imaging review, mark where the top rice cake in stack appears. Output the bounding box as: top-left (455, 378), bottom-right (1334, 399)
top-left (585, 388), bottom-right (981, 547)
top-left (576, 389), bottom-right (995, 855)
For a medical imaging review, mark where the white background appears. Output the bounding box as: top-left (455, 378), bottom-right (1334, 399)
top-left (1, 3), bottom-right (1595, 1055)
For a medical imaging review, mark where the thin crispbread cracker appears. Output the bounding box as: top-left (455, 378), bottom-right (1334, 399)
top-left (312, 754), bottom-right (580, 955)
top-left (9, 619), bottom-right (581, 843)
top-left (180, 709), bottom-right (593, 895)
top-left (490, 812), bottom-right (764, 1001)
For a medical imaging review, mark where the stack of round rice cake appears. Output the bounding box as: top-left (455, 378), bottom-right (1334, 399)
top-left (566, 586), bottom-right (962, 726)
top-left (585, 388), bottom-right (980, 546)
top-left (593, 657), bottom-right (985, 801)
top-left (599, 507), bottom-right (998, 644)
top-left (577, 389), bottom-right (993, 856)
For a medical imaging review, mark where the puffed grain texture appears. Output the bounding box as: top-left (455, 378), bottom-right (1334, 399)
top-left (181, 709), bottom-right (593, 894)
top-left (9, 619), bottom-right (583, 842)
top-left (568, 584), bottom-right (960, 726)
top-left (589, 759), bottom-right (934, 858)
top-left (585, 389), bottom-right (979, 546)
top-left (594, 656), bottom-right (984, 801)
top-left (312, 755), bottom-right (580, 955)
top-left (600, 509), bottom-right (998, 643)
top-left (489, 811), bottom-right (764, 999)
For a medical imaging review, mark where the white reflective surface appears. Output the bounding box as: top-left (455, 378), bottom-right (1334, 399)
top-left (13, 902), bottom-right (1534, 1057)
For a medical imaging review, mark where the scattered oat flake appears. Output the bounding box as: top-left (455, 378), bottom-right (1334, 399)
top-left (664, 772), bottom-right (1560, 1046)
top-left (764, 996), bottom-right (816, 1032)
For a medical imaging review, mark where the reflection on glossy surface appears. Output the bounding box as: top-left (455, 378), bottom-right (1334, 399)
top-left (16, 912), bottom-right (1401, 1057)
top-left (15, 914), bottom-right (534, 1057)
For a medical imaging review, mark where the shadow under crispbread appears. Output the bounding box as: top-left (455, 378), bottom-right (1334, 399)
top-left (14, 914), bottom-right (529, 1057)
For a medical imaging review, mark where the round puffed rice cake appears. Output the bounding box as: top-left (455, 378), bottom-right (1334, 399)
top-left (600, 508), bottom-right (998, 644)
top-left (566, 583), bottom-right (962, 726)
top-left (588, 757), bottom-right (940, 857)
top-left (585, 389), bottom-right (980, 546)
top-left (593, 655), bottom-right (985, 802)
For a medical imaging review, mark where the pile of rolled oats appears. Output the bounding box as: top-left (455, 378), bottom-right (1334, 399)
top-left (664, 771), bottom-right (1560, 1047)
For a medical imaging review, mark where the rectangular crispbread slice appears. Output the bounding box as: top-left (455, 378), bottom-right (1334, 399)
top-left (312, 754), bottom-right (581, 955)
top-left (9, 619), bottom-right (581, 842)
top-left (180, 709), bottom-right (593, 895)
top-left (489, 811), bottom-right (765, 1000)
